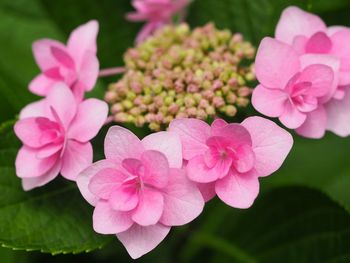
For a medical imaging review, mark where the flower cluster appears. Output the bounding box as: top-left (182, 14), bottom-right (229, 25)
top-left (105, 23), bottom-right (255, 131)
top-left (252, 6), bottom-right (350, 138)
top-left (78, 116), bottom-right (292, 258)
top-left (14, 21), bottom-right (108, 190)
top-left (13, 3), bottom-right (350, 260)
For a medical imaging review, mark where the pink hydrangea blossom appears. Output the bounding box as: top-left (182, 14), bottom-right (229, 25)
top-left (29, 20), bottom-right (99, 101)
top-left (169, 117), bottom-right (293, 208)
top-left (126, 0), bottom-right (190, 43)
top-left (14, 83), bottom-right (108, 190)
top-left (252, 37), bottom-right (340, 138)
top-left (275, 6), bottom-right (350, 137)
top-left (77, 126), bottom-right (204, 259)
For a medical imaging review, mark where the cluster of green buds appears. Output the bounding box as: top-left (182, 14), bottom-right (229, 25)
top-left (105, 23), bottom-right (256, 131)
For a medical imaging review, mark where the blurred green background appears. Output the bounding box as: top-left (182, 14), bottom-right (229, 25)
top-left (1, 0), bottom-right (350, 262)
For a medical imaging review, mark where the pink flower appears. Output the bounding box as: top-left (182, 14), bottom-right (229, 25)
top-left (275, 6), bottom-right (350, 136)
top-left (126, 0), bottom-right (190, 43)
top-left (29, 20), bottom-right (99, 101)
top-left (77, 126), bottom-right (204, 259)
top-left (169, 117), bottom-right (293, 208)
top-left (252, 37), bottom-right (340, 138)
top-left (14, 83), bottom-right (108, 190)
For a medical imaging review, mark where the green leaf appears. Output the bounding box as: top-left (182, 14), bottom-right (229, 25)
top-left (265, 134), bottom-right (350, 213)
top-left (188, 0), bottom-right (350, 46)
top-left (182, 186), bottom-right (350, 263)
top-left (0, 124), bottom-right (112, 254)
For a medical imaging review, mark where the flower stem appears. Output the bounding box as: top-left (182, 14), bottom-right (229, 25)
top-left (98, 67), bottom-right (125, 77)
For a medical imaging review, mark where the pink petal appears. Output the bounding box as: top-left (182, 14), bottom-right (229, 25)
top-left (14, 117), bottom-right (56, 148)
top-left (93, 200), bottom-right (133, 234)
top-left (299, 64), bottom-right (334, 97)
top-left (275, 6), bottom-right (327, 44)
top-left (142, 131), bottom-right (182, 168)
top-left (29, 74), bottom-right (56, 96)
top-left (326, 87), bottom-right (350, 137)
top-left (292, 35), bottom-right (308, 54)
top-left (89, 168), bottom-right (128, 199)
top-left (135, 22), bottom-right (160, 44)
top-left (46, 83), bottom-right (77, 129)
top-left (19, 99), bottom-right (47, 119)
top-left (215, 171), bottom-right (260, 209)
top-left (169, 118), bottom-right (210, 160)
top-left (22, 161), bottom-right (61, 191)
top-left (50, 46), bottom-right (75, 69)
top-left (328, 26), bottom-right (348, 35)
top-left (296, 106), bottom-right (327, 138)
top-left (279, 101), bottom-right (307, 129)
top-left (212, 123), bottom-right (252, 147)
top-left (15, 146), bottom-right (59, 178)
top-left (104, 126), bottom-right (144, 163)
top-left (60, 140), bottom-right (93, 180)
top-left (330, 29), bottom-right (350, 85)
top-left (70, 81), bottom-right (86, 101)
top-left (186, 155), bottom-right (221, 183)
top-left (126, 12), bottom-right (149, 22)
top-left (32, 39), bottom-right (66, 71)
top-left (197, 182), bottom-right (216, 202)
top-left (233, 145), bottom-right (255, 173)
top-left (160, 168), bottom-right (204, 226)
top-left (76, 160), bottom-right (118, 206)
top-left (241, 116), bottom-right (293, 177)
top-left (36, 143), bottom-right (63, 159)
top-left (67, 99), bottom-right (108, 142)
top-left (77, 51), bottom-right (99, 91)
top-left (210, 119), bottom-right (228, 133)
top-left (252, 84), bottom-right (288, 117)
top-left (305, 32), bottom-right (332, 53)
top-left (141, 150), bottom-right (169, 188)
top-left (67, 20), bottom-right (98, 66)
top-left (299, 54), bottom-right (340, 102)
top-left (109, 186), bottom-right (139, 212)
top-left (131, 188), bottom-right (164, 226)
top-left (117, 223), bottom-right (171, 259)
top-left (255, 37), bottom-right (300, 89)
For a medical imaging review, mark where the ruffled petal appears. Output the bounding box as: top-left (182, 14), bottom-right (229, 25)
top-left (131, 188), bottom-right (164, 226)
top-left (241, 116), bottom-right (293, 177)
top-left (255, 37), bottom-right (300, 89)
top-left (275, 6), bottom-right (326, 44)
top-left (160, 168), bottom-right (204, 226)
top-left (67, 99), bottom-right (108, 142)
top-left (67, 20), bottom-right (98, 65)
top-left (215, 171), bottom-right (260, 209)
top-left (15, 146), bottom-right (59, 178)
top-left (142, 131), bottom-right (182, 168)
top-left (169, 118), bottom-right (210, 160)
top-left (252, 85), bottom-right (288, 117)
top-left (141, 150), bottom-right (169, 189)
top-left (326, 87), bottom-right (350, 137)
top-left (296, 106), bottom-right (327, 138)
top-left (93, 200), bottom-right (133, 234)
top-left (117, 223), bottom-right (171, 259)
top-left (104, 126), bottom-right (144, 163)
top-left (60, 140), bottom-right (93, 180)
top-left (76, 159), bottom-right (118, 206)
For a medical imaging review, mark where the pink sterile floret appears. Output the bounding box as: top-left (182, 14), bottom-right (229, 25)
top-left (77, 126), bottom-right (204, 259)
top-left (29, 20), bottom-right (99, 101)
top-left (275, 6), bottom-right (350, 137)
top-left (169, 117), bottom-right (293, 208)
top-left (126, 0), bottom-right (190, 43)
top-left (252, 37), bottom-right (340, 138)
top-left (14, 83), bottom-right (108, 190)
